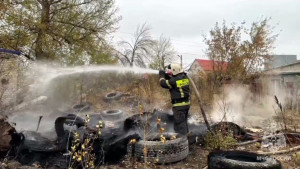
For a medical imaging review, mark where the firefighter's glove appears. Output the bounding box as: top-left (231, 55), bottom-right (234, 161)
top-left (159, 70), bottom-right (166, 78)
top-left (165, 74), bottom-right (171, 80)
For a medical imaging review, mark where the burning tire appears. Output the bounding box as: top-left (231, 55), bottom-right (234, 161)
top-left (0, 117), bottom-right (15, 152)
top-left (208, 151), bottom-right (282, 169)
top-left (15, 115), bottom-right (84, 165)
top-left (101, 109), bottom-right (124, 120)
top-left (129, 132), bottom-right (189, 164)
top-left (104, 91), bottom-right (123, 102)
top-left (72, 102), bottom-right (92, 112)
top-left (210, 122), bottom-right (249, 141)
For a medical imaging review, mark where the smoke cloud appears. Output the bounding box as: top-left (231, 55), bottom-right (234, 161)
top-left (7, 62), bottom-right (159, 139)
top-left (209, 84), bottom-right (278, 128)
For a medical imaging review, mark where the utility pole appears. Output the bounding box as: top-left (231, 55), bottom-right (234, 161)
top-left (178, 55), bottom-right (182, 68)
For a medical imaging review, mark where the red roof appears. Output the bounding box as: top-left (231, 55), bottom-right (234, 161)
top-left (196, 59), bottom-right (228, 71)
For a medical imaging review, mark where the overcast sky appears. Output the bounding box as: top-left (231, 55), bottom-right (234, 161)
top-left (113, 0), bottom-right (300, 67)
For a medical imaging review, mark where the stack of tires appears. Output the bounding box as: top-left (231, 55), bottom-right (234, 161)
top-left (101, 91), bottom-right (125, 122)
top-left (128, 132), bottom-right (189, 164)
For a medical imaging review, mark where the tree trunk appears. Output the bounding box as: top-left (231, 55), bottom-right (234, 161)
top-left (161, 56), bottom-right (165, 70)
top-left (35, 0), bottom-right (51, 60)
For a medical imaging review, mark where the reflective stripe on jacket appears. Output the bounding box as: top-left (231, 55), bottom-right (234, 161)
top-left (159, 73), bottom-right (190, 107)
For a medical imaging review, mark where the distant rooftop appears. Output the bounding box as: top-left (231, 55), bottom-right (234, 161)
top-left (194, 59), bottom-right (228, 71)
top-left (266, 55), bottom-right (297, 69)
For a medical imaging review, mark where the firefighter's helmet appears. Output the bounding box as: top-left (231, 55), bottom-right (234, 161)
top-left (168, 63), bottom-right (183, 75)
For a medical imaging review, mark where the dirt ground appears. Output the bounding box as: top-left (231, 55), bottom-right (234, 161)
top-left (1, 85), bottom-right (300, 168)
top-left (118, 144), bottom-right (209, 169)
top-left (2, 144), bottom-right (299, 169)
top-left (0, 145), bottom-right (209, 169)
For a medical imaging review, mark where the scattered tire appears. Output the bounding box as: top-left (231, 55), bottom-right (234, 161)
top-left (123, 112), bottom-right (155, 131)
top-left (101, 109), bottom-right (124, 120)
top-left (73, 102), bottom-right (92, 112)
top-left (128, 132), bottom-right (189, 164)
top-left (211, 122), bottom-right (246, 136)
top-left (64, 114), bottom-right (85, 127)
top-left (210, 122), bottom-right (250, 141)
top-left (208, 151), bottom-right (282, 169)
top-left (104, 91), bottom-right (123, 102)
top-left (20, 131), bottom-right (58, 152)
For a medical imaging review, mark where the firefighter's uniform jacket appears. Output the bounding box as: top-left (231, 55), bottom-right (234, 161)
top-left (159, 73), bottom-right (190, 107)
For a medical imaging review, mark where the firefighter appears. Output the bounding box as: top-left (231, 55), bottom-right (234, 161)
top-left (159, 63), bottom-right (190, 135)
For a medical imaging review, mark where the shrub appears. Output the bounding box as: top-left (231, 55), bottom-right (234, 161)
top-left (204, 131), bottom-right (237, 151)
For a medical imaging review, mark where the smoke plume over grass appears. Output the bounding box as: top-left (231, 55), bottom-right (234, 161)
top-left (210, 84), bottom-right (277, 128)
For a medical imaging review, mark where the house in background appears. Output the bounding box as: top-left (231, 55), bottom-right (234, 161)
top-left (265, 55), bottom-right (297, 69)
top-left (263, 57), bottom-right (300, 110)
top-left (188, 59), bottom-right (228, 74)
top-left (188, 56), bottom-right (300, 109)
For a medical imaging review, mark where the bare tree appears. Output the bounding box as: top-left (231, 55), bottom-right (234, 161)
top-left (149, 35), bottom-right (176, 70)
top-left (118, 23), bottom-right (154, 67)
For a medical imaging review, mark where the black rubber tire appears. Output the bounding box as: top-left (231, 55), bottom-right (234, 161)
top-left (46, 153), bottom-right (69, 169)
top-left (86, 114), bottom-right (105, 130)
top-left (208, 151), bottom-right (282, 169)
top-left (21, 131), bottom-right (58, 152)
top-left (72, 102), bottom-right (92, 112)
top-left (18, 149), bottom-right (33, 164)
top-left (64, 114), bottom-right (85, 127)
top-left (211, 122), bottom-right (246, 135)
top-left (128, 132), bottom-right (189, 164)
top-left (210, 122), bottom-right (250, 141)
top-left (101, 109), bottom-right (124, 120)
top-left (104, 91), bottom-right (123, 102)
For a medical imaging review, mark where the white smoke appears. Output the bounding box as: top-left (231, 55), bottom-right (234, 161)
top-left (7, 62), bottom-right (160, 138)
top-left (210, 84), bottom-right (278, 128)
